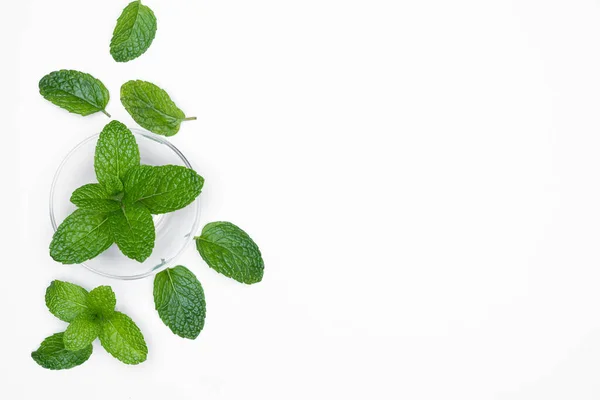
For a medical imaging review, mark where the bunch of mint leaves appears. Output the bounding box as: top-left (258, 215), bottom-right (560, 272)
top-left (38, 1), bottom-right (196, 136)
top-left (50, 120), bottom-right (204, 264)
top-left (35, 0), bottom-right (267, 370)
top-left (32, 281), bottom-right (147, 369)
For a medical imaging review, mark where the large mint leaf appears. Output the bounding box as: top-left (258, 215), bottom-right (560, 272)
top-left (99, 312), bottom-right (148, 365)
top-left (63, 315), bottom-right (100, 351)
top-left (195, 222), bottom-right (264, 284)
top-left (154, 266), bottom-right (206, 339)
top-left (45, 280), bottom-right (90, 322)
top-left (110, 1), bottom-right (157, 62)
top-left (31, 332), bottom-right (93, 370)
top-left (94, 120), bottom-right (140, 192)
top-left (124, 165), bottom-right (203, 214)
top-left (39, 70), bottom-right (110, 117)
top-left (109, 202), bottom-right (155, 262)
top-left (87, 286), bottom-right (116, 318)
top-left (121, 80), bottom-right (196, 136)
top-left (70, 183), bottom-right (120, 212)
top-left (50, 209), bottom-right (113, 264)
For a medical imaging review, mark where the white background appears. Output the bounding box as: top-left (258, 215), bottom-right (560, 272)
top-left (2, 0), bottom-right (600, 398)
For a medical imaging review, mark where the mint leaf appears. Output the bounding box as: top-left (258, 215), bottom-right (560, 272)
top-left (45, 280), bottom-right (90, 322)
top-left (87, 286), bottom-right (116, 318)
top-left (50, 209), bottom-right (113, 264)
top-left (39, 70), bottom-right (110, 117)
top-left (94, 121), bottom-right (140, 192)
top-left (99, 312), bottom-right (148, 365)
top-left (70, 183), bottom-right (120, 212)
top-left (110, 1), bottom-right (157, 62)
top-left (124, 165), bottom-right (203, 214)
top-left (154, 266), bottom-right (206, 339)
top-left (63, 315), bottom-right (100, 351)
top-left (31, 332), bottom-right (93, 370)
top-left (195, 222), bottom-right (264, 284)
top-left (109, 203), bottom-right (155, 262)
top-left (121, 80), bottom-right (196, 136)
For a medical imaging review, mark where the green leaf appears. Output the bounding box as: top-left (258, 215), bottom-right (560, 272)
top-left (195, 222), bottom-right (264, 284)
top-left (108, 203), bottom-right (155, 262)
top-left (94, 120), bottom-right (140, 191)
top-left (63, 315), bottom-right (100, 351)
top-left (121, 80), bottom-right (196, 136)
top-left (39, 70), bottom-right (110, 117)
top-left (87, 286), bottom-right (117, 318)
top-left (154, 266), bottom-right (206, 339)
top-left (31, 332), bottom-right (93, 370)
top-left (50, 209), bottom-right (113, 264)
top-left (45, 280), bottom-right (90, 322)
top-left (110, 1), bottom-right (157, 62)
top-left (70, 183), bottom-right (121, 212)
top-left (123, 165), bottom-right (203, 214)
top-left (99, 312), bottom-right (148, 365)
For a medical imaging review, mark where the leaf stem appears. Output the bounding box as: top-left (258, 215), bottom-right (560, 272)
top-left (183, 116), bottom-right (197, 122)
top-left (101, 110), bottom-right (112, 118)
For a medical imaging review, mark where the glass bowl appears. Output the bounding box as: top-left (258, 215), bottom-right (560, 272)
top-left (49, 128), bottom-right (201, 280)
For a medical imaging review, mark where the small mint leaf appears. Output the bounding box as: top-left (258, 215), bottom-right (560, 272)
top-left (70, 183), bottom-right (120, 212)
top-left (121, 80), bottom-right (195, 136)
top-left (94, 120), bottom-right (140, 191)
top-left (110, 1), bottom-right (157, 62)
top-left (39, 70), bottom-right (110, 117)
top-left (99, 312), bottom-right (148, 365)
top-left (87, 286), bottom-right (117, 317)
top-left (109, 202), bottom-right (155, 262)
top-left (195, 222), bottom-right (264, 284)
top-left (45, 280), bottom-right (90, 322)
top-left (154, 266), bottom-right (206, 339)
top-left (123, 165), bottom-right (203, 214)
top-left (63, 315), bottom-right (100, 351)
top-left (49, 209), bottom-right (113, 264)
top-left (31, 332), bottom-right (93, 370)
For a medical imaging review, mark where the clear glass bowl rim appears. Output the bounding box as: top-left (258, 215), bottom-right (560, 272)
top-left (49, 129), bottom-right (201, 280)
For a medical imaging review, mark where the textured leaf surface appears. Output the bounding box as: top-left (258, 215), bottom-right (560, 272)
top-left (154, 266), bottom-right (206, 339)
top-left (70, 183), bottom-right (120, 212)
top-left (87, 286), bottom-right (116, 317)
top-left (110, 0), bottom-right (157, 62)
top-left (124, 165), bottom-right (203, 214)
top-left (39, 70), bottom-right (110, 116)
top-left (109, 203), bottom-right (155, 262)
top-left (103, 174), bottom-right (124, 196)
top-left (196, 222), bottom-right (264, 284)
top-left (31, 333), bottom-right (93, 370)
top-left (99, 312), bottom-right (148, 365)
top-left (121, 80), bottom-right (195, 136)
top-left (94, 120), bottom-right (140, 190)
top-left (50, 209), bottom-right (113, 264)
top-left (45, 280), bottom-right (90, 322)
top-left (63, 315), bottom-right (100, 351)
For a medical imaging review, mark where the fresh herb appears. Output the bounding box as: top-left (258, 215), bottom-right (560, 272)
top-left (195, 222), bottom-right (264, 284)
top-left (33, 280), bottom-right (147, 369)
top-left (121, 80), bottom-right (196, 136)
top-left (49, 209), bottom-right (114, 264)
top-left (94, 120), bottom-right (141, 189)
top-left (31, 333), bottom-right (93, 370)
top-left (99, 312), bottom-right (148, 365)
top-left (110, 0), bottom-right (157, 62)
top-left (50, 120), bottom-right (204, 264)
top-left (70, 184), bottom-right (121, 212)
top-left (39, 70), bottom-right (110, 117)
top-left (154, 266), bottom-right (206, 339)
top-left (123, 165), bottom-right (204, 214)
